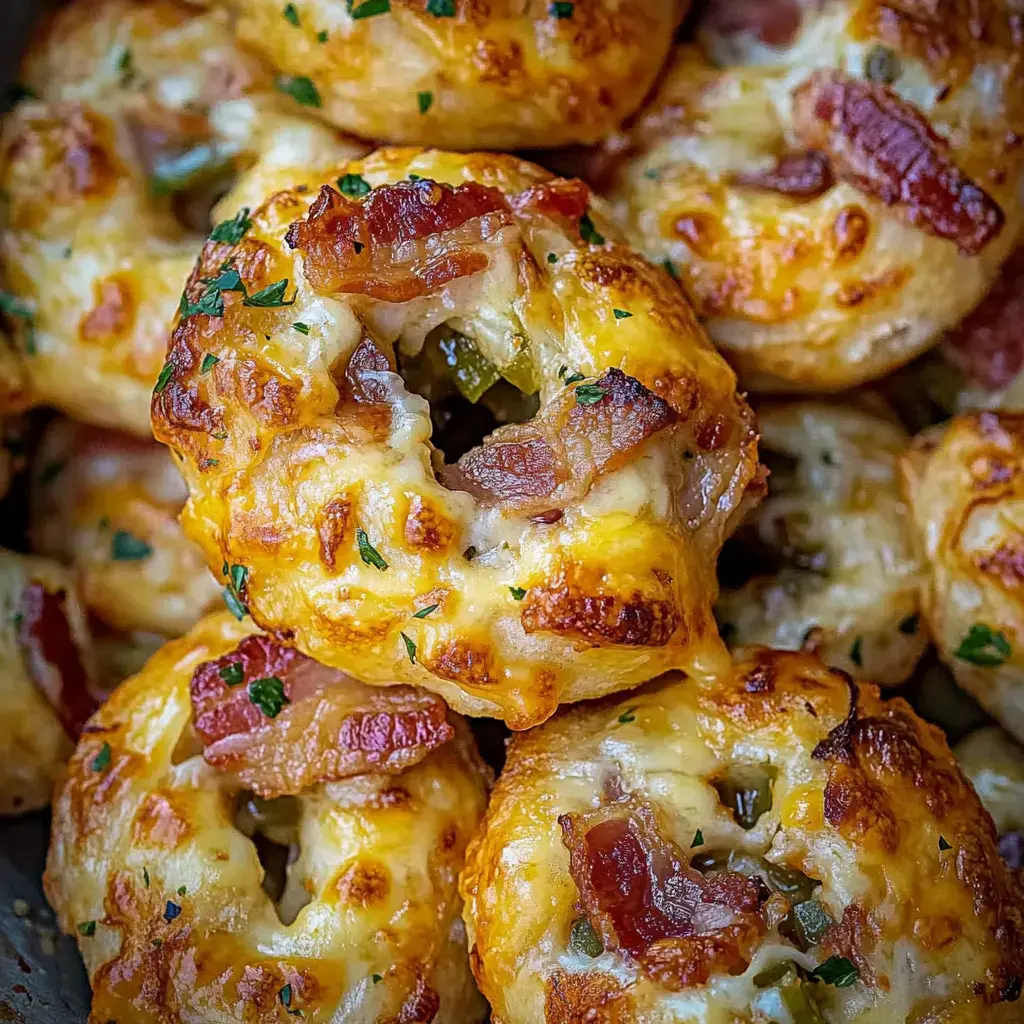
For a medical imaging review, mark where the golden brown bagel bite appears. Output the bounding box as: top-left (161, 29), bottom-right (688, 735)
top-left (45, 610), bottom-right (490, 1023)
top-left (461, 647), bottom-right (1024, 1023)
top-left (602, 1), bottom-right (1024, 392)
top-left (151, 148), bottom-right (762, 728)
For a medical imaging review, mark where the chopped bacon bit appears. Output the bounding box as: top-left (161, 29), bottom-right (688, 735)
top-left (340, 335), bottom-right (395, 405)
top-left (442, 368), bottom-right (678, 514)
top-left (17, 581), bottom-right (96, 738)
top-left (190, 635), bottom-right (453, 797)
top-left (285, 179), bottom-right (511, 302)
top-left (559, 799), bottom-right (766, 970)
top-left (510, 178), bottom-right (591, 225)
top-left (944, 247), bottom-right (1024, 390)
top-left (701, 0), bottom-right (804, 46)
top-left (735, 151), bottom-right (834, 199)
top-left (792, 70), bottom-right (1004, 254)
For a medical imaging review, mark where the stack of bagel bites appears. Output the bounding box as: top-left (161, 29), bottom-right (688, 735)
top-left (0, 1), bottom-right (1022, 1022)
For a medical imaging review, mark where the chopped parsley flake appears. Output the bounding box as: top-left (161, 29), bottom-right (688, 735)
top-left (547, 252), bottom-right (558, 263)
top-left (143, 867), bottom-right (150, 888)
top-left (283, 3), bottom-right (300, 25)
top-left (809, 955), bottom-right (859, 988)
top-left (230, 564), bottom-right (248, 594)
top-left (357, 528), bottom-right (388, 571)
top-left (249, 676), bottom-right (289, 718)
top-left (612, 308), bottom-right (632, 320)
top-left (400, 631), bottom-right (416, 664)
top-left (222, 586), bottom-right (247, 620)
top-left (117, 47), bottom-right (135, 87)
top-left (508, 586), bottom-right (527, 600)
top-left (77, 920), bottom-right (96, 937)
top-left (372, 973), bottom-right (383, 984)
top-left (558, 365), bottom-right (586, 386)
top-left (111, 529), bottom-right (153, 562)
top-left (898, 613), bottom-right (919, 635)
top-left (177, 885), bottom-right (187, 896)
top-left (426, 0), bottom-right (456, 12)
top-left (578, 212), bottom-right (605, 246)
top-left (209, 207), bottom-right (251, 244)
top-left (618, 707), bottom-right (636, 724)
top-left (317, 29), bottom-right (329, 42)
top-left (200, 353), bottom-right (219, 374)
top-left (349, 0), bottom-right (391, 18)
top-left (153, 361), bottom-right (174, 394)
top-left (417, 90), bottom-right (434, 114)
top-left (243, 279), bottom-right (295, 308)
top-left (276, 75), bottom-right (322, 107)
top-left (955, 623), bottom-right (1011, 667)
top-left (850, 635), bottom-right (863, 668)
top-left (292, 322), bottom-right (310, 335)
top-left (662, 258), bottom-right (679, 279)
top-left (219, 662), bottom-right (245, 686)
top-left (939, 835), bottom-right (952, 851)
top-left (550, 1), bottom-right (574, 17)
top-left (91, 742), bottom-right (112, 773)
top-left (568, 917), bottom-right (603, 957)
top-left (163, 901), bottom-right (182, 922)
top-left (574, 383), bottom-right (607, 405)
top-left (337, 172), bottom-right (371, 197)
top-left (691, 829), bottom-right (704, 848)
top-left (412, 603), bottom-right (438, 618)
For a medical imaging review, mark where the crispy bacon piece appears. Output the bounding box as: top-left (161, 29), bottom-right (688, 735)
top-left (509, 178), bottom-right (591, 228)
top-left (285, 179), bottom-right (512, 303)
top-left (792, 70), bottom-right (1004, 254)
top-left (441, 368), bottom-right (678, 514)
top-left (944, 247), bottom-right (1024, 390)
top-left (735, 151), bottom-right (834, 199)
top-left (17, 581), bottom-right (96, 738)
top-left (190, 635), bottom-right (453, 797)
top-left (559, 799), bottom-right (767, 981)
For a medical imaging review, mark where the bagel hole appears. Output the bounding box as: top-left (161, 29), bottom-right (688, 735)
top-left (398, 327), bottom-right (539, 463)
top-left (717, 449), bottom-right (829, 591)
top-left (125, 112), bottom-right (235, 234)
top-left (234, 792), bottom-right (310, 924)
top-left (712, 763), bottom-right (776, 830)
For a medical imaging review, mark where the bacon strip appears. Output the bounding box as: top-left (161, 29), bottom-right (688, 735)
top-left (944, 247), bottom-right (1024, 390)
top-left (559, 800), bottom-right (766, 984)
top-left (441, 368), bottom-right (678, 514)
top-left (792, 70), bottom-right (1004, 254)
top-left (17, 581), bottom-right (96, 738)
top-left (735, 151), bottom-right (834, 199)
top-left (701, 0), bottom-right (804, 46)
top-left (190, 636), bottom-right (453, 797)
top-left (285, 179), bottom-right (512, 303)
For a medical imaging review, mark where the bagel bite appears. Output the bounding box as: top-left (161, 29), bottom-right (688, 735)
top-left (717, 400), bottom-right (926, 685)
top-left (901, 411), bottom-right (1024, 743)
top-left (196, 0), bottom-right (687, 150)
top-left (0, 0), bottom-right (362, 435)
top-left (461, 648), bottom-right (1024, 1023)
top-left (29, 418), bottom-right (221, 636)
top-left (956, 726), bottom-right (1024, 870)
top-left (150, 147), bottom-right (762, 729)
top-left (0, 550), bottom-right (99, 816)
top-left (45, 610), bottom-right (489, 1023)
top-left (602, 0), bottom-right (1024, 392)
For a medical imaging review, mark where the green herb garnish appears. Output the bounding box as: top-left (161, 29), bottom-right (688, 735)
top-left (349, 0), bottom-right (391, 18)
top-left (275, 75), bottom-right (322, 107)
top-left (612, 309), bottom-right (632, 319)
top-left (249, 676), bottom-right (289, 718)
top-left (412, 603), bottom-right (438, 618)
top-left (153, 361), bottom-right (174, 394)
top-left (283, 3), bottom-right (300, 25)
top-left (618, 707), bottom-right (636, 724)
top-left (578, 212), bottom-right (605, 245)
top-left (849, 636), bottom-right (863, 668)
top-left (209, 207), bottom-right (251, 244)
top-left (400, 632), bottom-right (416, 664)
top-left (955, 623), bottom-right (1011, 667)
top-left (91, 742), bottom-right (111, 773)
top-left (508, 586), bottom-right (526, 600)
top-left (417, 90), bottom-right (433, 114)
top-left (337, 173), bottom-right (371, 197)
top-left (357, 528), bottom-right (388, 571)
top-left (809, 955), bottom-right (859, 988)
top-left (574, 383), bottom-right (607, 405)
top-left (110, 530), bottom-right (152, 562)
top-left (77, 920), bottom-right (96, 937)
top-left (691, 829), bottom-right (704, 848)
top-left (200, 353), bottom-right (219, 374)
top-left (218, 662), bottom-right (245, 686)
top-left (242, 279), bottom-right (295, 308)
